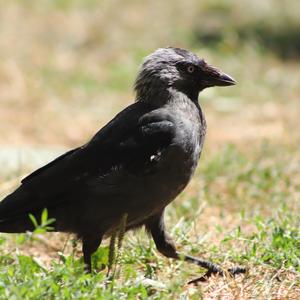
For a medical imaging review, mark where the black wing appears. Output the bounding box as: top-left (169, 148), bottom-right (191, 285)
top-left (21, 148), bottom-right (80, 184)
top-left (0, 102), bottom-right (175, 220)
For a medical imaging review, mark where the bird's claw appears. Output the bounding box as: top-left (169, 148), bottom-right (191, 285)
top-left (187, 266), bottom-right (247, 285)
top-left (227, 266), bottom-right (247, 276)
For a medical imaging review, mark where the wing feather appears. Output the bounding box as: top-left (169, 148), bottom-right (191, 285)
top-left (0, 103), bottom-right (175, 220)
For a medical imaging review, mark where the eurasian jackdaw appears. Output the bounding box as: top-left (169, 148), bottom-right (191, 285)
top-left (0, 47), bottom-right (245, 280)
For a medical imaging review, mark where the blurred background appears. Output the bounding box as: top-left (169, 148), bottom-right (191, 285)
top-left (0, 0), bottom-right (299, 297)
top-left (0, 0), bottom-right (299, 150)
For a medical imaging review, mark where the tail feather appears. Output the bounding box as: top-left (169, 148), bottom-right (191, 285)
top-left (0, 186), bottom-right (32, 221)
top-left (0, 185), bottom-right (44, 232)
top-left (0, 216), bottom-right (35, 233)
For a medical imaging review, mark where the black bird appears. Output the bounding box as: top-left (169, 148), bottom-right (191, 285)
top-left (0, 47), bottom-right (244, 280)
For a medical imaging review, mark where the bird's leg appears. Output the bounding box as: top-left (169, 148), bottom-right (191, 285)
top-left (82, 235), bottom-right (103, 273)
top-left (145, 211), bottom-right (246, 283)
top-left (179, 254), bottom-right (246, 284)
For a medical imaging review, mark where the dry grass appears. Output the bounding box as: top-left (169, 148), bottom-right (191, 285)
top-left (0, 1), bottom-right (299, 299)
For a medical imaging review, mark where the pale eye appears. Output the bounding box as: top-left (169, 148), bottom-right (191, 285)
top-left (187, 65), bottom-right (195, 73)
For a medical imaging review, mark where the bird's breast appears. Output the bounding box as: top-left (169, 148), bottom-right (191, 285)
top-left (88, 103), bottom-right (206, 231)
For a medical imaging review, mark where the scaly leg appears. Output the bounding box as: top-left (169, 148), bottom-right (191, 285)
top-left (145, 210), bottom-right (246, 283)
top-left (82, 235), bottom-right (103, 273)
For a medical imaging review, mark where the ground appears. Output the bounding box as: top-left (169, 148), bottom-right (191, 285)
top-left (0, 1), bottom-right (299, 299)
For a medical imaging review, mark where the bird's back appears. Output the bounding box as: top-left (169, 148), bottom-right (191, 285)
top-left (0, 98), bottom-right (205, 237)
top-left (0, 101), bottom-right (155, 232)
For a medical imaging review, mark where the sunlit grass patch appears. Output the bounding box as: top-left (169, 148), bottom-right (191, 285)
top-left (0, 0), bottom-right (300, 297)
top-left (1, 140), bottom-right (298, 298)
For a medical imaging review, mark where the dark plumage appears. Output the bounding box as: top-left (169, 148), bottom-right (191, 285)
top-left (0, 47), bottom-right (245, 281)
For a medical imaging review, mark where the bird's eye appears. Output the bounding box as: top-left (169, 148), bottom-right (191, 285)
top-left (187, 65), bottom-right (195, 73)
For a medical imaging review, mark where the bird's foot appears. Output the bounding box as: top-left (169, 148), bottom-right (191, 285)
top-left (187, 265), bottom-right (246, 285)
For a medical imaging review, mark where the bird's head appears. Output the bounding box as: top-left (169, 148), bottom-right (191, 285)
top-left (134, 47), bottom-right (236, 104)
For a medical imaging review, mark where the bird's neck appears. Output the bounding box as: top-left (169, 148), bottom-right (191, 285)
top-left (166, 88), bottom-right (205, 127)
top-left (166, 88), bottom-right (200, 110)
top-left (135, 80), bottom-right (170, 106)
top-left (136, 85), bottom-right (199, 107)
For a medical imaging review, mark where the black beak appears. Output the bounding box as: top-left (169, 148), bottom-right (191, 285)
top-left (211, 72), bottom-right (237, 86)
top-left (203, 65), bottom-right (237, 87)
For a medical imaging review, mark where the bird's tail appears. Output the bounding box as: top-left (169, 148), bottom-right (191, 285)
top-left (0, 185), bottom-right (38, 233)
top-left (0, 216), bottom-right (35, 233)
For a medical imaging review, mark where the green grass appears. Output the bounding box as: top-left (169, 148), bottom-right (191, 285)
top-left (0, 0), bottom-right (300, 298)
top-left (0, 144), bottom-right (299, 299)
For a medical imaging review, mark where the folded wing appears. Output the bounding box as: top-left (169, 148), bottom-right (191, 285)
top-left (0, 102), bottom-right (175, 223)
